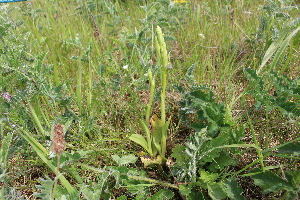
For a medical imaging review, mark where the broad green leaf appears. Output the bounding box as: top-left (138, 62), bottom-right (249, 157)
top-left (116, 195), bottom-right (127, 200)
top-left (207, 151), bottom-right (233, 172)
top-left (207, 182), bottom-right (227, 200)
top-left (249, 168), bottom-right (295, 194)
top-left (179, 184), bottom-right (191, 196)
top-left (150, 114), bottom-right (163, 154)
top-left (129, 134), bottom-right (150, 154)
top-left (223, 178), bottom-right (245, 200)
top-left (139, 120), bottom-right (154, 155)
top-left (278, 142), bottom-right (300, 156)
top-left (179, 184), bottom-right (208, 200)
top-left (140, 120), bottom-right (151, 143)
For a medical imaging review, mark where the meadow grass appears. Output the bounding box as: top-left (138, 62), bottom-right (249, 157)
top-left (0, 0), bottom-right (299, 199)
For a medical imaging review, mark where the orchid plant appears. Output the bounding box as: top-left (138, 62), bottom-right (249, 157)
top-left (129, 26), bottom-right (171, 166)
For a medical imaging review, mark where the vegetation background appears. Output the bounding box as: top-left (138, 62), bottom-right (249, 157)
top-left (0, 0), bottom-right (299, 199)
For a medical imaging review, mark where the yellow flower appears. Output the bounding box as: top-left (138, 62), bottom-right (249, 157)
top-left (173, 0), bottom-right (187, 3)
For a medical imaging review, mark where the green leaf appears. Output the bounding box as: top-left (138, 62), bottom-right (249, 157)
top-left (278, 142), bottom-right (300, 156)
top-left (0, 133), bottom-right (13, 169)
top-left (179, 184), bottom-right (208, 200)
top-left (223, 178), bottom-right (245, 200)
top-left (149, 189), bottom-right (174, 200)
top-left (116, 196), bottom-right (127, 200)
top-left (190, 89), bottom-right (215, 103)
top-left (285, 170), bottom-right (300, 187)
top-left (139, 120), bottom-right (155, 156)
top-left (150, 114), bottom-right (163, 154)
top-left (111, 154), bottom-right (138, 166)
top-left (199, 170), bottom-right (219, 183)
top-left (207, 151), bottom-right (233, 172)
top-left (258, 20), bottom-right (300, 74)
top-left (72, 152), bottom-right (82, 160)
top-left (129, 134), bottom-right (150, 153)
top-left (207, 182), bottom-right (227, 200)
top-left (249, 168), bottom-right (295, 194)
top-left (35, 176), bottom-right (53, 199)
top-left (224, 104), bottom-right (234, 126)
top-left (179, 184), bottom-right (191, 196)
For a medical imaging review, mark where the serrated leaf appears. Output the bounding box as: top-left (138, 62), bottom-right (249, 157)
top-left (190, 89), bottom-right (215, 103)
top-left (199, 170), bottom-right (219, 183)
top-left (223, 178), bottom-right (245, 200)
top-left (170, 145), bottom-right (186, 164)
top-left (179, 184), bottom-right (191, 196)
top-left (111, 154), bottom-right (138, 166)
top-left (179, 184), bottom-right (208, 200)
top-left (249, 168), bottom-right (295, 194)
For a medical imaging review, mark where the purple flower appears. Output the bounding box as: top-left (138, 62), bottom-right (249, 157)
top-left (166, 64), bottom-right (173, 69)
top-left (2, 92), bottom-right (12, 102)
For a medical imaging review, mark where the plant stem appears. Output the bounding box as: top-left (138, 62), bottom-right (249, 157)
top-left (76, 58), bottom-right (82, 112)
top-left (52, 153), bottom-right (61, 199)
top-left (248, 116), bottom-right (265, 171)
top-left (146, 70), bottom-right (155, 128)
top-left (78, 163), bottom-right (179, 189)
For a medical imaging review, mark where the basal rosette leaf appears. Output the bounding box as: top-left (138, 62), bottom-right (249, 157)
top-left (129, 134), bottom-right (151, 155)
top-left (150, 114), bottom-right (163, 155)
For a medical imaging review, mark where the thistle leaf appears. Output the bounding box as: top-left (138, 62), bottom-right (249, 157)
top-left (223, 178), bottom-right (245, 200)
top-left (111, 154), bottom-right (138, 166)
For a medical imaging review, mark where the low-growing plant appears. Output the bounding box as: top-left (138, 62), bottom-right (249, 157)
top-left (171, 73), bottom-right (300, 199)
top-left (171, 86), bottom-right (246, 199)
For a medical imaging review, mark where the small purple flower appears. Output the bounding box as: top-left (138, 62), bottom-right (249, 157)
top-left (166, 64), bottom-right (173, 69)
top-left (2, 92), bottom-right (12, 102)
